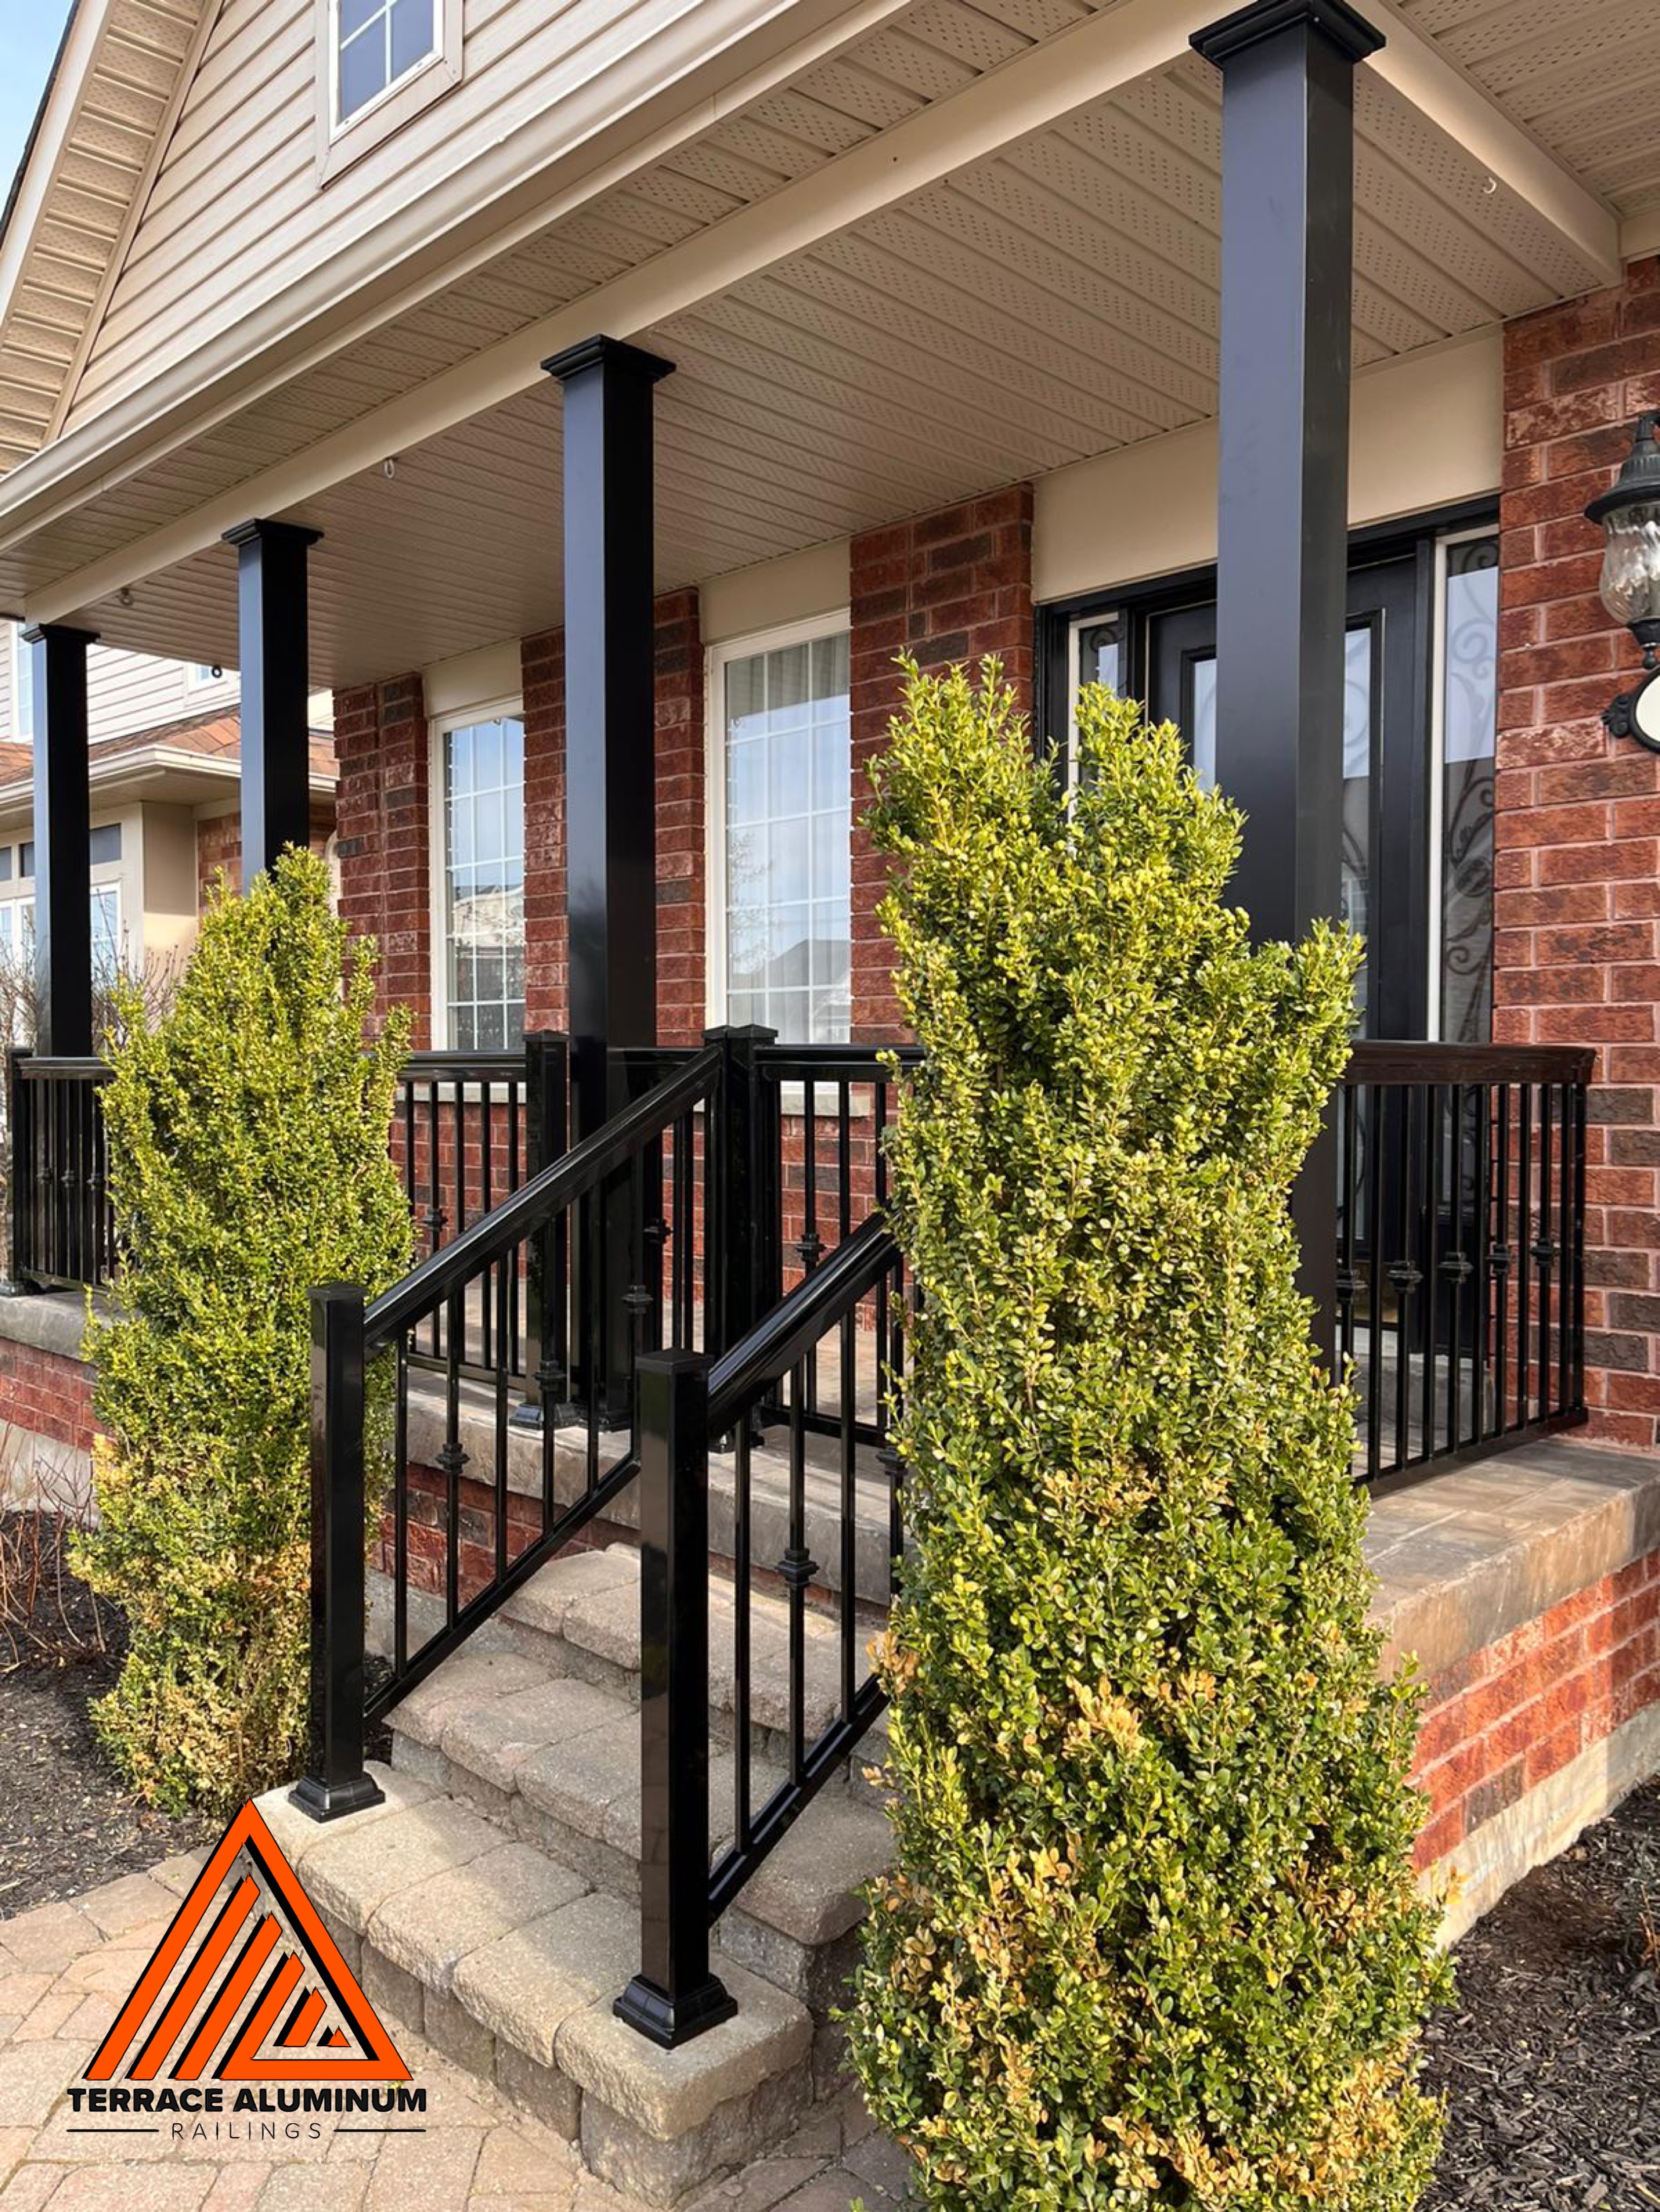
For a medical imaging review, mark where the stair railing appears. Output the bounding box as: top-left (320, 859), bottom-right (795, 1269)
top-left (294, 1043), bottom-right (723, 1821)
top-left (616, 1213), bottom-right (910, 2048)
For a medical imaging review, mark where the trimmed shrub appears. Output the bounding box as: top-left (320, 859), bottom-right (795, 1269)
top-left (848, 663), bottom-right (1450, 2209)
top-left (74, 849), bottom-right (411, 1813)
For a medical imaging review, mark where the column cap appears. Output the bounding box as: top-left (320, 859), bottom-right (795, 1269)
top-left (19, 622), bottom-right (98, 647)
top-left (542, 334), bottom-right (675, 386)
top-left (222, 516), bottom-right (324, 551)
top-left (1193, 0), bottom-right (1384, 68)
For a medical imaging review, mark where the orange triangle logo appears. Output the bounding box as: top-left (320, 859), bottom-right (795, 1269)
top-left (87, 1803), bottom-right (410, 2083)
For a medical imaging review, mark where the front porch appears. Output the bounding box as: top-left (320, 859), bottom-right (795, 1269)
top-left (1, 0), bottom-right (1657, 2192)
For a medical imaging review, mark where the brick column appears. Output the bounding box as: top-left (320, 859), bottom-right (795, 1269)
top-left (1498, 257), bottom-right (1660, 1449)
top-left (519, 593), bottom-right (706, 1040)
top-left (848, 483), bottom-right (1034, 1041)
top-left (654, 588), bottom-right (706, 1046)
top-left (333, 674), bottom-right (430, 1043)
top-left (520, 629), bottom-right (568, 1033)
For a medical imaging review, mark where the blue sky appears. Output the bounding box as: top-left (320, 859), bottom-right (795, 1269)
top-left (0, 8), bottom-right (74, 204)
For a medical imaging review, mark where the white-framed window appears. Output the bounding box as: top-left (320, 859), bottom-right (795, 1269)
top-left (316, 0), bottom-right (461, 175)
top-left (0, 887), bottom-right (119, 976)
top-left (10, 623), bottom-right (32, 741)
top-left (432, 705), bottom-right (524, 1051)
top-left (708, 617), bottom-right (852, 1043)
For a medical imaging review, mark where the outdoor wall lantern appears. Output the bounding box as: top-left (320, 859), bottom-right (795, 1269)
top-left (1587, 411), bottom-right (1660, 747)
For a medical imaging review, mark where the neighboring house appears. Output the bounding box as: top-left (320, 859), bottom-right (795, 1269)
top-left (0, 624), bottom-right (334, 985)
top-left (0, 1), bottom-right (1656, 2193)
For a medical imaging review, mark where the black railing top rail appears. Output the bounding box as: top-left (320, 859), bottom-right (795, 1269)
top-left (1346, 1040), bottom-right (1594, 1084)
top-left (707, 1213), bottom-right (895, 1439)
top-left (13, 1055), bottom-right (111, 1080)
top-left (398, 1048), bottom-right (526, 1076)
top-left (755, 1043), bottom-right (922, 1081)
top-left (365, 1042), bottom-right (721, 1353)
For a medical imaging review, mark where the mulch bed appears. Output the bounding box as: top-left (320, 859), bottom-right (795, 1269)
top-left (1422, 1774), bottom-right (1660, 2209)
top-left (0, 1509), bottom-right (212, 1917)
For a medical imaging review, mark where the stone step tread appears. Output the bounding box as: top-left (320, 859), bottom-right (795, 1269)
top-left (500, 1543), bottom-right (889, 1739)
top-left (254, 1767), bottom-right (811, 2152)
top-left (388, 1639), bottom-right (893, 1951)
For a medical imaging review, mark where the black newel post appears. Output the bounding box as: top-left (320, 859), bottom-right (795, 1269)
top-left (616, 1348), bottom-right (735, 2047)
top-left (704, 1023), bottom-right (777, 1359)
top-left (27, 623), bottom-right (96, 1059)
top-left (544, 336), bottom-right (673, 1428)
top-left (1192, 0), bottom-right (1383, 1341)
top-left (292, 1282), bottom-right (383, 1822)
top-left (514, 1027), bottom-right (570, 1426)
top-left (223, 518), bottom-right (323, 880)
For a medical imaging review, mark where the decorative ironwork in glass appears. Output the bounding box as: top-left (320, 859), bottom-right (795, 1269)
top-left (1440, 538), bottom-right (1498, 1044)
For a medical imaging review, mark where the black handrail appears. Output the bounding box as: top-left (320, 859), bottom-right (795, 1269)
top-left (617, 1208), bottom-right (908, 2048)
top-left (296, 1044), bottom-right (724, 1821)
top-left (707, 1214), bottom-right (894, 1438)
top-left (366, 1044), bottom-right (721, 1351)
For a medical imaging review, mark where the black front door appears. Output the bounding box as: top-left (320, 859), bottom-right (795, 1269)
top-left (1143, 554), bottom-right (1427, 1038)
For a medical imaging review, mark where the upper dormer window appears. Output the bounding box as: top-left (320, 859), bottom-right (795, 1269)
top-left (317, 0), bottom-right (461, 180)
top-left (335, 0), bottom-right (437, 126)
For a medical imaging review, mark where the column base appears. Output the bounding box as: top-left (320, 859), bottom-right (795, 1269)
top-left (613, 1973), bottom-right (737, 2049)
top-left (288, 1771), bottom-right (386, 1824)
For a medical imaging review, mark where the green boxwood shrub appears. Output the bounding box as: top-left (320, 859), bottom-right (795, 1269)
top-left (74, 849), bottom-right (411, 1813)
top-left (848, 663), bottom-right (1451, 2209)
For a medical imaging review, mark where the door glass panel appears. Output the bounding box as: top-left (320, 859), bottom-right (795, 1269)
top-left (1076, 618), bottom-right (1121, 693)
top-left (1440, 538), bottom-right (1498, 1043)
top-left (1341, 626), bottom-right (1374, 1034)
top-left (1179, 631), bottom-right (1372, 1022)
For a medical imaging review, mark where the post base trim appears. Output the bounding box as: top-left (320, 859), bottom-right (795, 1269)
top-left (288, 1772), bottom-right (386, 1824)
top-left (613, 1973), bottom-right (738, 2049)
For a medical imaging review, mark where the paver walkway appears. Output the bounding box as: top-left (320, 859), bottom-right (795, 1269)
top-left (0, 1859), bottom-right (911, 2212)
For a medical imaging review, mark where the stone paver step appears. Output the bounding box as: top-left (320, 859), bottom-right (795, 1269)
top-left (384, 1621), bottom-right (893, 1996)
top-left (255, 1766), bottom-right (819, 2205)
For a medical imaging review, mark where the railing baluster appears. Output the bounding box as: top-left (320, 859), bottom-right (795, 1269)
top-left (442, 1286), bottom-right (465, 1627)
top-left (734, 1417), bottom-right (752, 1851)
top-left (1536, 1083), bottom-right (1556, 1424)
top-left (839, 1308), bottom-right (856, 1723)
top-left (1518, 1083), bottom-right (1534, 1427)
top-left (495, 1256), bottom-right (511, 1582)
top-left (783, 1357), bottom-right (812, 1785)
top-left (393, 1332), bottom-right (409, 1673)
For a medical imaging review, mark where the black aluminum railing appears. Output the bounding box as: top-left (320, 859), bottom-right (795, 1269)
top-left (293, 1046), bottom-right (723, 1818)
top-left (616, 1214), bottom-right (910, 2048)
top-left (1339, 1041), bottom-right (1592, 1489)
top-left (6, 1053), bottom-right (113, 1291)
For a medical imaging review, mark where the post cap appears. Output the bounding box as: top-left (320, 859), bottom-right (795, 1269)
top-left (1192, 0), bottom-right (1385, 68)
top-left (542, 335), bottom-right (675, 386)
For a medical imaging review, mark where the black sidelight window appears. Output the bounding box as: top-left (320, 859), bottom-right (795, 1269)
top-left (1041, 510), bottom-right (1499, 1045)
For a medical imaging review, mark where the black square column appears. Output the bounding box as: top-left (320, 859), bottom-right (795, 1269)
top-left (223, 518), bottom-right (323, 879)
top-left (25, 624), bottom-right (96, 1058)
top-left (545, 334), bottom-right (674, 1426)
top-left (1192, 0), bottom-right (1384, 1338)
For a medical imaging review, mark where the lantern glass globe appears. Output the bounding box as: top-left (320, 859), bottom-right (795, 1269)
top-left (1599, 502), bottom-right (1660, 629)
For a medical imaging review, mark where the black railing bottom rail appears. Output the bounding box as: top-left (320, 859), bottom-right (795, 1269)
top-left (616, 1214), bottom-right (908, 2048)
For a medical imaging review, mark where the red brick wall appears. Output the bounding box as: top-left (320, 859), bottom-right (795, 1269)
top-left (519, 628), bottom-right (566, 1034)
top-left (0, 1338), bottom-right (94, 1453)
top-left (1412, 1546), bottom-right (1660, 1871)
top-left (1498, 259), bottom-right (1660, 1449)
top-left (194, 804), bottom-right (336, 907)
top-left (849, 484), bottom-right (1034, 1040)
top-left (334, 674), bottom-right (432, 1044)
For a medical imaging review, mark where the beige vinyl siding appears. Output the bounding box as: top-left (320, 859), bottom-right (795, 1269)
top-left (64, 0), bottom-right (779, 429)
top-left (85, 647), bottom-right (237, 744)
top-left (0, 620), bottom-right (237, 743)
